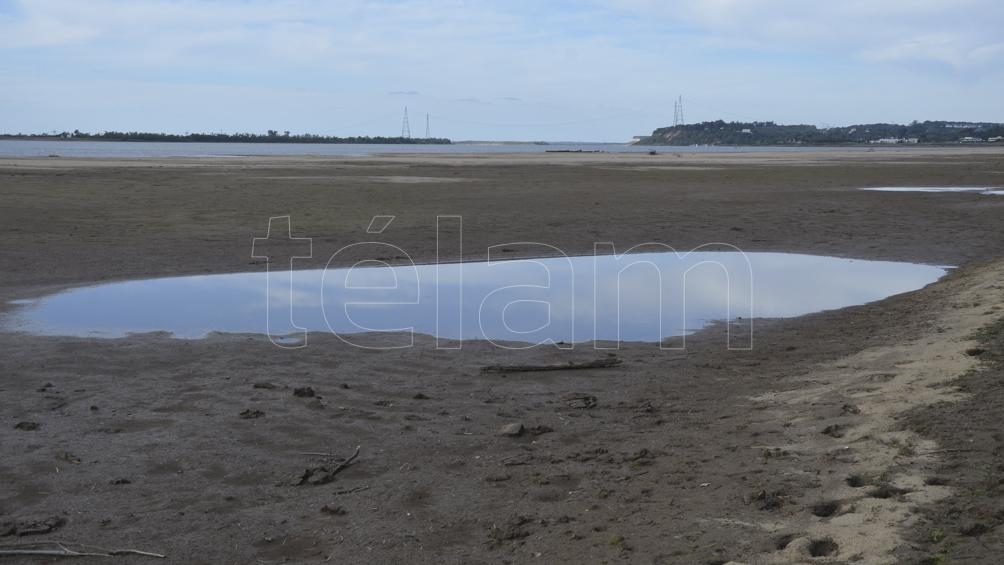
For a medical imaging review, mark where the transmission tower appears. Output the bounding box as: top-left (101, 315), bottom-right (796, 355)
top-left (425, 113), bottom-right (431, 138)
top-left (401, 106), bottom-right (411, 138)
top-left (673, 95), bottom-right (685, 127)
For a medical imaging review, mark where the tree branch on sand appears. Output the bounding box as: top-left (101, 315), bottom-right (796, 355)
top-left (0, 541), bottom-right (165, 559)
top-left (481, 357), bottom-right (622, 373)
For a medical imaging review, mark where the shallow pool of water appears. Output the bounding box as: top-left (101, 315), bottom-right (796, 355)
top-left (861, 186), bottom-right (1003, 195)
top-left (3, 252), bottom-right (946, 345)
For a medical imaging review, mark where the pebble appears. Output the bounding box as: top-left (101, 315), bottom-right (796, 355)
top-left (499, 423), bottom-right (525, 437)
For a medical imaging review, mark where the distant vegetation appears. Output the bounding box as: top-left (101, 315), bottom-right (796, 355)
top-left (0, 130), bottom-right (452, 144)
top-left (638, 120), bottom-right (1004, 146)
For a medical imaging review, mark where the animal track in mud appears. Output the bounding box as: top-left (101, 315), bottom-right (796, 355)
top-left (864, 372), bottom-right (897, 383)
top-left (821, 424), bottom-right (849, 438)
top-left (845, 474), bottom-right (867, 487)
top-left (868, 484), bottom-right (912, 499)
top-left (774, 533), bottom-right (799, 550)
top-left (807, 538), bottom-right (839, 557)
top-left (811, 500), bottom-right (841, 518)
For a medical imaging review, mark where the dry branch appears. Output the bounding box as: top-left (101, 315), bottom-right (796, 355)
top-left (291, 446), bottom-right (362, 486)
top-left (328, 446), bottom-right (361, 476)
top-left (0, 541), bottom-right (165, 559)
top-left (482, 357), bottom-right (622, 373)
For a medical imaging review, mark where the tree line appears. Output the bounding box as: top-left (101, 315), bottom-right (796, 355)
top-left (640, 120), bottom-right (1004, 146)
top-left (2, 130), bottom-right (451, 144)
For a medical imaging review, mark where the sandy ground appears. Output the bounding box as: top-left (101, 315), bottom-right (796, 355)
top-left (1, 148), bottom-right (1003, 564)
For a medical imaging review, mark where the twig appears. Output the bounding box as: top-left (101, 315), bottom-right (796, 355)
top-left (301, 446), bottom-right (361, 473)
top-left (107, 549), bottom-right (167, 558)
top-left (0, 549), bottom-right (104, 557)
top-left (290, 446), bottom-right (363, 486)
top-left (916, 448), bottom-right (975, 455)
top-left (482, 357), bottom-right (622, 373)
top-left (0, 541), bottom-right (165, 558)
top-left (329, 446), bottom-right (361, 476)
top-left (333, 485), bottom-right (371, 495)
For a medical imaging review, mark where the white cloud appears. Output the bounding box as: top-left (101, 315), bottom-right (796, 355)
top-left (600, 0), bottom-right (1004, 73)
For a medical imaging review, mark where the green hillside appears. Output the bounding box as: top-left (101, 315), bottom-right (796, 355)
top-left (638, 120), bottom-right (1004, 146)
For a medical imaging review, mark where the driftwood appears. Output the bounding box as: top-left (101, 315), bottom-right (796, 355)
top-left (482, 357), bottom-right (622, 373)
top-left (291, 446), bottom-right (361, 486)
top-left (327, 446), bottom-right (361, 476)
top-left (333, 485), bottom-right (371, 495)
top-left (0, 541), bottom-right (164, 558)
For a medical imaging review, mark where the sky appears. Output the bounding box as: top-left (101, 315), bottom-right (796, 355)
top-left (1, 0), bottom-right (1002, 141)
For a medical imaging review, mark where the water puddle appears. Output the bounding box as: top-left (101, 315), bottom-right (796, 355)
top-left (861, 186), bottom-right (1003, 195)
top-left (3, 252), bottom-right (946, 344)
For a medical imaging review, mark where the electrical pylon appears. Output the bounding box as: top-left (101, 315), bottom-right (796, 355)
top-left (401, 106), bottom-right (411, 138)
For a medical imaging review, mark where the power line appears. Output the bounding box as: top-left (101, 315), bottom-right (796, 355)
top-left (327, 110), bottom-right (400, 134)
top-left (434, 107), bottom-right (653, 128)
top-left (425, 113), bottom-right (430, 138)
top-left (401, 106), bottom-right (411, 138)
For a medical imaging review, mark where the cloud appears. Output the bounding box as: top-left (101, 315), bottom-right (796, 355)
top-left (5, 1), bottom-right (1000, 79)
top-left (598, 0), bottom-right (1004, 73)
top-left (0, 4), bottom-right (99, 47)
top-left (0, 0), bottom-right (1002, 139)
top-left (455, 97), bottom-right (491, 105)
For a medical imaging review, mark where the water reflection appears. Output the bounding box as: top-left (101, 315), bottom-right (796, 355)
top-left (4, 252), bottom-right (946, 344)
top-left (861, 186), bottom-right (1003, 195)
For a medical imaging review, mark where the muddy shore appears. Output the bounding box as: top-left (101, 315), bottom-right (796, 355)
top-left (1, 148), bottom-right (1003, 564)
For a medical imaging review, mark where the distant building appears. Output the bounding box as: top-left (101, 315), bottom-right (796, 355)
top-left (740, 128), bottom-right (752, 134)
top-left (870, 137), bottom-right (919, 144)
top-left (960, 136), bottom-right (984, 143)
top-left (989, 136), bottom-right (1003, 142)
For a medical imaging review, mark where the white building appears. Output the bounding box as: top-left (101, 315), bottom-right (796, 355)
top-left (869, 137), bottom-right (920, 144)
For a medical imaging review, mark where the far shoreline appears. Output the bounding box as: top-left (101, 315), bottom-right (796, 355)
top-left (3, 135), bottom-right (1002, 150)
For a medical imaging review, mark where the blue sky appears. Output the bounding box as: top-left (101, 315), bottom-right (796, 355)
top-left (1, 0), bottom-right (1002, 141)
